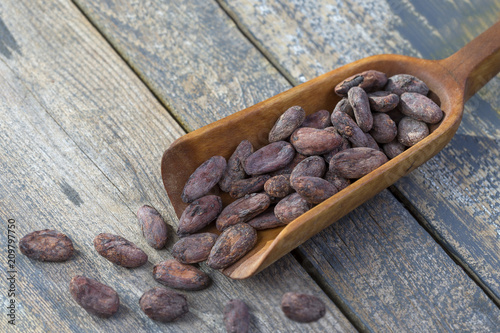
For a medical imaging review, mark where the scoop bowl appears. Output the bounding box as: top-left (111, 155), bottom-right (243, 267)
top-left (162, 21), bottom-right (500, 279)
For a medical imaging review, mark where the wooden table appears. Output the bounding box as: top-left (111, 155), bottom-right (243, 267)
top-left (1, 0), bottom-right (499, 332)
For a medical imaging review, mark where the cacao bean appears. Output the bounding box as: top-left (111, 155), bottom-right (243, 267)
top-left (139, 287), bottom-right (188, 322)
top-left (153, 259), bottom-right (211, 291)
top-left (219, 140), bottom-right (254, 192)
top-left (269, 106), bottom-right (306, 142)
top-left (264, 174), bottom-right (293, 198)
top-left (70, 275), bottom-right (119, 318)
top-left (291, 176), bottom-right (338, 204)
top-left (400, 92), bottom-right (443, 124)
top-left (290, 156), bottom-right (326, 187)
top-left (329, 147), bottom-right (388, 179)
top-left (348, 86), bottom-right (373, 132)
top-left (368, 91), bottom-right (399, 112)
top-left (335, 70), bottom-right (387, 96)
top-left (331, 110), bottom-right (368, 147)
top-left (224, 299), bottom-right (250, 333)
top-left (369, 113), bottom-right (397, 144)
top-left (137, 205), bottom-right (168, 249)
top-left (207, 223), bottom-right (257, 270)
top-left (397, 116), bottom-right (429, 147)
top-left (229, 175), bottom-right (270, 199)
top-left (383, 139), bottom-right (406, 159)
top-left (19, 229), bottom-right (74, 262)
top-left (247, 208), bottom-right (286, 230)
top-left (172, 233), bottom-right (218, 264)
top-left (300, 109), bottom-right (331, 129)
top-left (385, 74), bottom-right (429, 96)
top-left (177, 195), bottom-right (222, 236)
top-left (216, 193), bottom-right (270, 231)
top-left (182, 156), bottom-right (226, 203)
top-left (281, 292), bottom-right (325, 323)
top-left (290, 127), bottom-right (342, 156)
top-left (274, 193), bottom-right (311, 224)
top-left (244, 141), bottom-right (295, 175)
top-left (93, 233), bottom-right (148, 268)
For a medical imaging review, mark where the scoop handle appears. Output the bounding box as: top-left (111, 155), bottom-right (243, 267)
top-left (441, 20), bottom-right (500, 102)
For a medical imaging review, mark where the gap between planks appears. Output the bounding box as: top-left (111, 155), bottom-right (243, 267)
top-left (69, 0), bottom-right (191, 134)
top-left (215, 0), bottom-right (299, 86)
top-left (389, 185), bottom-right (500, 308)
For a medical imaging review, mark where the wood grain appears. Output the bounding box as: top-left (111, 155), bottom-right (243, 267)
top-left (218, 0), bottom-right (500, 305)
top-left (0, 0), bottom-right (355, 332)
top-left (72, 0), bottom-right (500, 330)
top-left (73, 0), bottom-right (291, 132)
top-left (295, 190), bottom-right (500, 332)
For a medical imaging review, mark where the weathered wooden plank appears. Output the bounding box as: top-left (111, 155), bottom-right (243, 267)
top-left (0, 0), bottom-right (355, 332)
top-left (72, 0), bottom-right (500, 330)
top-left (73, 0), bottom-right (291, 132)
top-left (296, 190), bottom-right (500, 332)
top-left (218, 0), bottom-right (500, 309)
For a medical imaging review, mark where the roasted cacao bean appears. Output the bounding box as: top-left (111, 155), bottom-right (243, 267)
top-left (139, 287), bottom-right (188, 322)
top-left (182, 156), bottom-right (227, 203)
top-left (93, 233), bottom-right (148, 268)
top-left (70, 275), bottom-right (119, 318)
top-left (19, 229), bottom-right (74, 262)
top-left (207, 223), bottom-right (257, 270)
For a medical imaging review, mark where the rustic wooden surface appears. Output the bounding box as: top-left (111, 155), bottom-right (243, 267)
top-left (0, 0), bottom-right (355, 332)
top-left (72, 0), bottom-right (500, 331)
top-left (2, 0), bottom-right (500, 332)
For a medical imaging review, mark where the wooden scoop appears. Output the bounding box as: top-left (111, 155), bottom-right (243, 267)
top-left (162, 21), bottom-right (500, 279)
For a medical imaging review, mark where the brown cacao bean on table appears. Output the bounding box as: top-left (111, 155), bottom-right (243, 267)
top-left (281, 292), bottom-right (326, 323)
top-left (93, 233), bottom-right (148, 268)
top-left (137, 205), bottom-right (168, 249)
top-left (268, 105), bottom-right (306, 142)
top-left (19, 229), bottom-right (74, 262)
top-left (182, 155), bottom-right (226, 203)
top-left (139, 287), bottom-right (188, 322)
top-left (153, 259), bottom-right (211, 291)
top-left (70, 275), bottom-right (120, 318)
top-left (172, 233), bottom-right (218, 264)
top-left (224, 299), bottom-right (250, 333)
top-left (177, 195), bottom-right (222, 236)
top-left (207, 223), bottom-right (257, 270)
